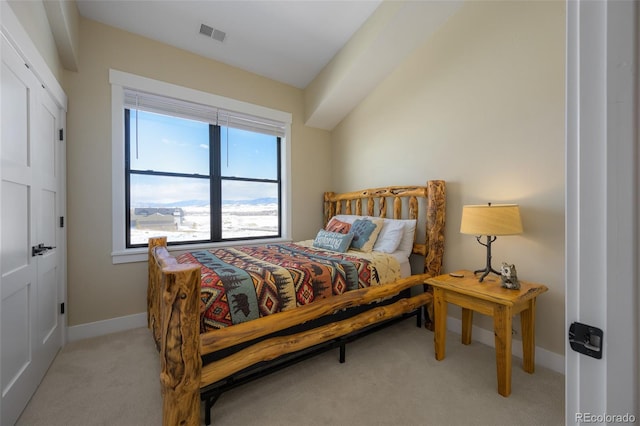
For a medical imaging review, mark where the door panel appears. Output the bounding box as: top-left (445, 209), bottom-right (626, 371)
top-left (40, 189), bottom-right (56, 247)
top-left (1, 180), bottom-right (29, 275)
top-left (1, 283), bottom-right (31, 391)
top-left (1, 35), bottom-right (64, 425)
top-left (37, 103), bottom-right (56, 178)
top-left (37, 256), bottom-right (58, 349)
top-left (0, 54), bottom-right (28, 168)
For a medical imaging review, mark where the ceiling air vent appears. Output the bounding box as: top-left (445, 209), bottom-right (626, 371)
top-left (199, 24), bottom-right (226, 43)
top-left (212, 29), bottom-right (226, 43)
top-left (199, 24), bottom-right (213, 37)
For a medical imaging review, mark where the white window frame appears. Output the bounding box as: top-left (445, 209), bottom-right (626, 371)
top-left (109, 69), bottom-right (292, 264)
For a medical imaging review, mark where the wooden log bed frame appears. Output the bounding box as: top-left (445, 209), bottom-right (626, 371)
top-left (147, 180), bottom-right (446, 425)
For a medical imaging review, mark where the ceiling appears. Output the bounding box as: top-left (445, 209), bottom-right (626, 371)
top-left (72, 0), bottom-right (464, 129)
top-left (76, 0), bottom-right (382, 89)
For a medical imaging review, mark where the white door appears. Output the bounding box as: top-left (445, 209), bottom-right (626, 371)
top-left (32, 67), bottom-right (64, 383)
top-left (1, 35), bottom-right (64, 426)
top-left (565, 0), bottom-right (639, 422)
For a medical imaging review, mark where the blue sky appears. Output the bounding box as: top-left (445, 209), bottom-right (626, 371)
top-left (129, 110), bottom-right (278, 205)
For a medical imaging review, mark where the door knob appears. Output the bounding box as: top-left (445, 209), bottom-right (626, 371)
top-left (31, 243), bottom-right (56, 257)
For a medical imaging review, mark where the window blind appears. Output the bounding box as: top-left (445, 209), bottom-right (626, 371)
top-left (123, 89), bottom-right (286, 137)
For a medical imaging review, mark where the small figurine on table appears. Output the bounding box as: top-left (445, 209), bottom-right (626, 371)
top-left (500, 262), bottom-right (520, 290)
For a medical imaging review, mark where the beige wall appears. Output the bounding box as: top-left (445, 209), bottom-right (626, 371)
top-left (330, 1), bottom-right (566, 355)
top-left (62, 18), bottom-right (332, 326)
top-left (7, 0), bottom-right (63, 79)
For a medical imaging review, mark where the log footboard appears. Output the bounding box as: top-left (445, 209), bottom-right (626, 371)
top-left (200, 281), bottom-right (432, 385)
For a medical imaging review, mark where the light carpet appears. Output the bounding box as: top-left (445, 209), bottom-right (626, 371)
top-left (16, 319), bottom-right (564, 426)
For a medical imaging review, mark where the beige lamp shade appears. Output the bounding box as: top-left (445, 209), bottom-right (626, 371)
top-left (460, 204), bottom-right (523, 236)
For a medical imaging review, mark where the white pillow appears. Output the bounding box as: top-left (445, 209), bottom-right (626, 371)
top-left (393, 219), bottom-right (417, 259)
top-left (331, 215), bottom-right (417, 256)
top-left (372, 219), bottom-right (404, 253)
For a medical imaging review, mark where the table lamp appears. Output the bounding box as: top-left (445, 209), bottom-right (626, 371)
top-left (460, 203), bottom-right (523, 282)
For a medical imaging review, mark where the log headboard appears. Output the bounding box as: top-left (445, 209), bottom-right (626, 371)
top-left (323, 180), bottom-right (446, 278)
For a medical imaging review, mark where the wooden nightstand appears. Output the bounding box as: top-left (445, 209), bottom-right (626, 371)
top-left (425, 270), bottom-right (548, 397)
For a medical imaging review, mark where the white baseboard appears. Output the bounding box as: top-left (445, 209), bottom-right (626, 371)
top-left (65, 312), bottom-right (566, 374)
top-left (66, 312), bottom-right (147, 342)
top-left (447, 316), bottom-right (565, 374)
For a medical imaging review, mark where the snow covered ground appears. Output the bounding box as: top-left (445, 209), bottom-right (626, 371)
top-left (130, 203), bottom-right (279, 245)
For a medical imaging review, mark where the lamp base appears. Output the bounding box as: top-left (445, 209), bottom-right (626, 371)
top-left (474, 235), bottom-right (499, 282)
top-left (473, 266), bottom-right (501, 283)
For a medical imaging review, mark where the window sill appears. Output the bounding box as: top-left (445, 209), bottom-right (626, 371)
top-left (111, 237), bottom-right (294, 264)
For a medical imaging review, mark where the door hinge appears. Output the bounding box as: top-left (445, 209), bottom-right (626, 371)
top-left (60, 303), bottom-right (65, 315)
top-left (60, 216), bottom-right (64, 228)
top-left (59, 128), bottom-right (64, 141)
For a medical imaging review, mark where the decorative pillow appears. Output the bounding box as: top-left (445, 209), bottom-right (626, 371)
top-left (349, 218), bottom-right (383, 252)
top-left (331, 215), bottom-right (359, 224)
top-left (325, 217), bottom-right (352, 234)
top-left (313, 230), bottom-right (354, 253)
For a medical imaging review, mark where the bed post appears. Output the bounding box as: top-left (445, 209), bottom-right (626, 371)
top-left (424, 180), bottom-right (446, 329)
top-left (160, 263), bottom-right (202, 426)
top-left (323, 191), bottom-right (336, 226)
top-left (424, 180), bottom-right (446, 277)
top-left (148, 236), bottom-right (167, 349)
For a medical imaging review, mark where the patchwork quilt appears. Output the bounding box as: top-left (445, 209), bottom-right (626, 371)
top-left (176, 241), bottom-right (401, 332)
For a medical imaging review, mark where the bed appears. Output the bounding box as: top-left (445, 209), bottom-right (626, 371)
top-left (147, 180), bottom-right (446, 425)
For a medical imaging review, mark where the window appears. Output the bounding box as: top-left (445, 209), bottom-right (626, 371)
top-left (125, 107), bottom-right (281, 247)
top-left (110, 70), bottom-right (292, 263)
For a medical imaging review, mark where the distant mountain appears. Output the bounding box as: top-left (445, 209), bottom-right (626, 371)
top-left (131, 198), bottom-right (278, 208)
top-left (131, 199), bottom-right (208, 208)
top-left (224, 197), bottom-right (278, 205)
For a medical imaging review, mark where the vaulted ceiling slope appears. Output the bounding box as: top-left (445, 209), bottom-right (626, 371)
top-left (50, 0), bottom-right (463, 130)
